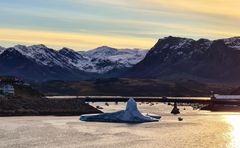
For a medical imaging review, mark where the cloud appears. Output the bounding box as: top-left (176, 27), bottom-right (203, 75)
top-left (82, 0), bottom-right (240, 19)
top-left (62, 0), bottom-right (240, 35)
top-left (0, 0), bottom-right (240, 49)
top-left (0, 28), bottom-right (155, 50)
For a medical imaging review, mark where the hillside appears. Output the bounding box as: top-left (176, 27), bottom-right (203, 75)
top-left (33, 78), bottom-right (234, 97)
top-left (0, 84), bottom-right (101, 116)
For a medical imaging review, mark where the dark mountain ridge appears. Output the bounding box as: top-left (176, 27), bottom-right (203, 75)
top-left (127, 36), bottom-right (240, 83)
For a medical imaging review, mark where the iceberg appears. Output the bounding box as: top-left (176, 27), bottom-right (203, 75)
top-left (80, 98), bottom-right (160, 123)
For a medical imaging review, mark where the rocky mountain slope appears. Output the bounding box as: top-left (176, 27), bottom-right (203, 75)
top-left (127, 36), bottom-right (240, 83)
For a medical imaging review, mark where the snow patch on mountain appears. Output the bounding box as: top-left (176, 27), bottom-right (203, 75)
top-left (0, 46), bottom-right (5, 54)
top-left (13, 44), bottom-right (73, 68)
top-left (80, 46), bottom-right (147, 73)
top-left (169, 38), bottom-right (194, 50)
top-left (224, 37), bottom-right (240, 50)
top-left (84, 46), bottom-right (118, 57)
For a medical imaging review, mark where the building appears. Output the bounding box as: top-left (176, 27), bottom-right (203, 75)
top-left (213, 94), bottom-right (240, 100)
top-left (0, 84), bottom-right (15, 95)
top-left (208, 94), bottom-right (240, 111)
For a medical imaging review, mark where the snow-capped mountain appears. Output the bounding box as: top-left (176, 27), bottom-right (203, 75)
top-left (0, 45), bottom-right (147, 80)
top-left (81, 46), bottom-right (147, 73)
top-left (0, 47), bottom-right (91, 81)
top-left (223, 37), bottom-right (240, 50)
top-left (0, 46), bottom-right (5, 54)
top-left (3, 36), bottom-right (240, 82)
top-left (127, 36), bottom-right (240, 83)
top-left (13, 44), bottom-right (74, 69)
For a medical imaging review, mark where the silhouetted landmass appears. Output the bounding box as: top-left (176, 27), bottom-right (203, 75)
top-left (127, 36), bottom-right (240, 83)
top-left (33, 78), bottom-right (234, 97)
top-left (230, 87), bottom-right (240, 95)
top-left (0, 84), bottom-right (101, 116)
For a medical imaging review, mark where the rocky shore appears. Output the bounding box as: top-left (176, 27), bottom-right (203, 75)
top-left (0, 97), bottom-right (102, 116)
top-left (0, 84), bottom-right (101, 116)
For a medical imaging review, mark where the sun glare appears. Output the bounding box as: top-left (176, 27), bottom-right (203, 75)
top-left (225, 115), bottom-right (240, 148)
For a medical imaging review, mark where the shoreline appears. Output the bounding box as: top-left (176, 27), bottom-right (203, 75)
top-left (0, 97), bottom-right (102, 116)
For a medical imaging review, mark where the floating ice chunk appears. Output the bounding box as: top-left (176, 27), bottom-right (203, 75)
top-left (80, 98), bottom-right (159, 123)
top-left (143, 113), bottom-right (161, 119)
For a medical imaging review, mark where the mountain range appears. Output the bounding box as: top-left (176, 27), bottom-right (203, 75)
top-left (0, 45), bottom-right (147, 81)
top-left (1, 36), bottom-right (240, 83)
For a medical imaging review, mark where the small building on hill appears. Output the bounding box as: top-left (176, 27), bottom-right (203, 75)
top-left (0, 84), bottom-right (14, 96)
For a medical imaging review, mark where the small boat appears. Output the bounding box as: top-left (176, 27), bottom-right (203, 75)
top-left (178, 117), bottom-right (183, 121)
top-left (96, 106), bottom-right (103, 109)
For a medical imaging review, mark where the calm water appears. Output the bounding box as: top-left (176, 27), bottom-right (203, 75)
top-left (0, 103), bottom-right (239, 148)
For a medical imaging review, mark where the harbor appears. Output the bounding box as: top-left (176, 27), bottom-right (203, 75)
top-left (0, 102), bottom-right (239, 148)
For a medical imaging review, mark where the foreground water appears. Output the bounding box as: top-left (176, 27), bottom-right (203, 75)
top-left (0, 102), bottom-right (240, 148)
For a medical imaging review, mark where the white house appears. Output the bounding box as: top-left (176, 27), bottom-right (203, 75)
top-left (1, 84), bottom-right (14, 95)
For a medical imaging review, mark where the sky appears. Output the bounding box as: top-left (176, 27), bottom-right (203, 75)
top-left (0, 0), bottom-right (240, 50)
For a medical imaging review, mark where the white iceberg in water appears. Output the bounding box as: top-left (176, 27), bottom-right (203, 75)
top-left (80, 98), bottom-right (160, 123)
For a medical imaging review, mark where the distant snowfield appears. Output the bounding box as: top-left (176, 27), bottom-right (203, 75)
top-left (0, 102), bottom-right (239, 148)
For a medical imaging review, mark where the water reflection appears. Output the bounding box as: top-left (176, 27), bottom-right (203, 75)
top-left (225, 115), bottom-right (240, 148)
